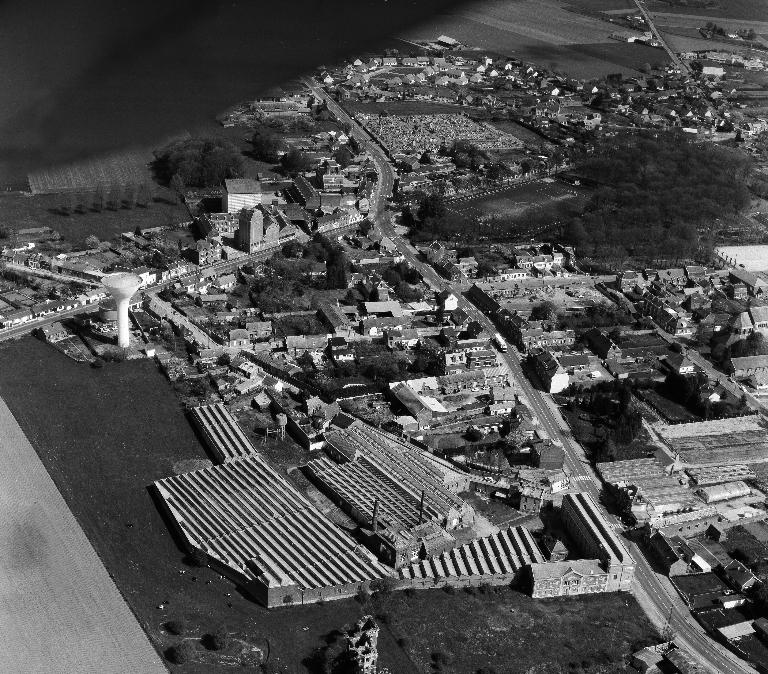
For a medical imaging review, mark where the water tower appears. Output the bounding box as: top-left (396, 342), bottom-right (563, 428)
top-left (101, 272), bottom-right (141, 348)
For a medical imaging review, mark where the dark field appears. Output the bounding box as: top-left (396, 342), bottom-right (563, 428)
top-left (447, 178), bottom-right (586, 218)
top-left (567, 41), bottom-right (671, 71)
top-left (0, 189), bottom-right (188, 250)
top-left (0, 337), bottom-right (659, 672)
top-left (646, 0), bottom-right (768, 20)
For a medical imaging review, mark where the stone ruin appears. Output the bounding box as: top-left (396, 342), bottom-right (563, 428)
top-left (346, 615), bottom-right (379, 674)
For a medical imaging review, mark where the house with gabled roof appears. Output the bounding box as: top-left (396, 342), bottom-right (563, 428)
top-left (749, 305), bottom-right (768, 331)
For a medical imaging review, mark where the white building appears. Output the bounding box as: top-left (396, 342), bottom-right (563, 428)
top-left (223, 178), bottom-right (262, 214)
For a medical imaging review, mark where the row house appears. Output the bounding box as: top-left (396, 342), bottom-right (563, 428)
top-left (529, 348), bottom-right (569, 394)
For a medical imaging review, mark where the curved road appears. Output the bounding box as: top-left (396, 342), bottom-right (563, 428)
top-left (307, 77), bottom-right (756, 674)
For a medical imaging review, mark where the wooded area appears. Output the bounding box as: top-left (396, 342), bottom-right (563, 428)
top-left (565, 132), bottom-right (752, 260)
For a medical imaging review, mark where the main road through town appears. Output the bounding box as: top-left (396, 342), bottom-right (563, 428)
top-left (307, 78), bottom-right (756, 674)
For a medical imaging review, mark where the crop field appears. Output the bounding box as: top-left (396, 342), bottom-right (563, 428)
top-left (403, 0), bottom-right (670, 78)
top-left (28, 149), bottom-right (154, 195)
top-left (567, 41), bottom-right (670, 70)
top-left (0, 395), bottom-right (165, 674)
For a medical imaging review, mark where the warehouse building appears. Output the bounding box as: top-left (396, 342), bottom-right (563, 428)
top-left (697, 481), bottom-right (751, 504)
top-left (154, 456), bottom-right (391, 607)
top-left (305, 415), bottom-right (474, 567)
top-left (190, 403), bottom-right (257, 462)
top-left (560, 492), bottom-right (635, 592)
top-left (397, 526), bottom-right (544, 589)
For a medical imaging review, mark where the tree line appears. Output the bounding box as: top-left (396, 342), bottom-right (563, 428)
top-left (57, 181), bottom-right (155, 216)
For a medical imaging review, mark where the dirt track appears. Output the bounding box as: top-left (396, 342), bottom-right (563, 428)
top-left (0, 396), bottom-right (166, 674)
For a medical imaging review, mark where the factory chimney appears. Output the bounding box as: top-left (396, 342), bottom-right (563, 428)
top-left (372, 498), bottom-right (380, 533)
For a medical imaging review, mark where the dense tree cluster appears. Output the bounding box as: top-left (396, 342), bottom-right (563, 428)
top-left (446, 140), bottom-right (488, 171)
top-left (323, 240), bottom-right (349, 290)
top-left (251, 129), bottom-right (286, 163)
top-left (248, 236), bottom-right (338, 312)
top-left (567, 132), bottom-right (751, 259)
top-left (727, 331), bottom-right (768, 359)
top-left (280, 148), bottom-right (313, 176)
top-left (153, 137), bottom-right (244, 187)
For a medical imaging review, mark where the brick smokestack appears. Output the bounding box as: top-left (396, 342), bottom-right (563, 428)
top-left (372, 498), bottom-right (380, 533)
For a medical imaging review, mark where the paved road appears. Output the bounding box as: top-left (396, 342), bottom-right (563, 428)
top-left (0, 397), bottom-right (166, 674)
top-left (0, 304), bottom-right (98, 342)
top-left (307, 78), bottom-right (755, 674)
top-left (635, 0), bottom-right (692, 75)
top-left (2, 262), bottom-right (102, 287)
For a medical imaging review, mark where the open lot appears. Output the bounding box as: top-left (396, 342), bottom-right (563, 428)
top-left (716, 244), bottom-right (768, 271)
top-left (0, 189), bottom-right (188, 250)
top-left (375, 585), bottom-right (658, 673)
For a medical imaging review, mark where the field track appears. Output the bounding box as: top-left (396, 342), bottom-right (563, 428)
top-left (0, 396), bottom-right (166, 674)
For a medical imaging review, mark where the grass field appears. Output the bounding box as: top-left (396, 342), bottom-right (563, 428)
top-left (0, 189), bottom-right (188, 250)
top-left (0, 337), bottom-right (659, 672)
